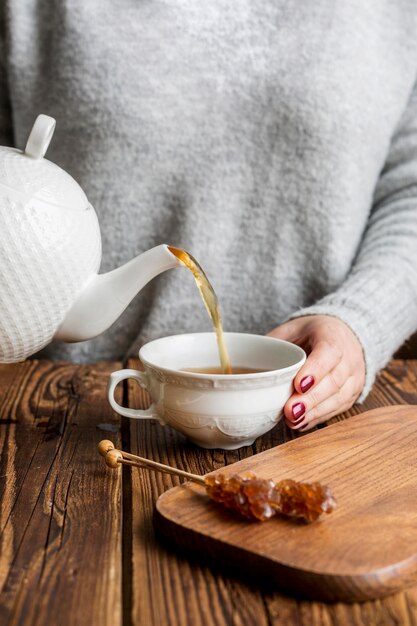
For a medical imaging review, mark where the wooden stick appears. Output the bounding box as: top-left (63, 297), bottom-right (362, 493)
top-left (98, 440), bottom-right (205, 485)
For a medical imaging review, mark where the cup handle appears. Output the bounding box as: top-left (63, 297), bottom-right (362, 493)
top-left (107, 369), bottom-right (160, 420)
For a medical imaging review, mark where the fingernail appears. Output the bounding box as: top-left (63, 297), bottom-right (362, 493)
top-left (293, 414), bottom-right (305, 424)
top-left (292, 402), bottom-right (305, 420)
top-left (300, 375), bottom-right (315, 393)
top-left (292, 417), bottom-right (306, 429)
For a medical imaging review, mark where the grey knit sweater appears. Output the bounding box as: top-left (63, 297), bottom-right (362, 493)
top-left (1, 1), bottom-right (417, 399)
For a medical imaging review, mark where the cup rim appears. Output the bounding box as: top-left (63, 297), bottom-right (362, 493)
top-left (138, 332), bottom-right (306, 380)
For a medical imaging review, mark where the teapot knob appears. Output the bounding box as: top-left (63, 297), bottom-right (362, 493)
top-left (24, 114), bottom-right (56, 159)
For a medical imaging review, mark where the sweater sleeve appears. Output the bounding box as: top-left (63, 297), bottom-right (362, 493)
top-left (290, 78), bottom-right (417, 402)
top-left (0, 17), bottom-right (13, 147)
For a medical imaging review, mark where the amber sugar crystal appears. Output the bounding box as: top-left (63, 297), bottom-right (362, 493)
top-left (204, 472), bottom-right (336, 523)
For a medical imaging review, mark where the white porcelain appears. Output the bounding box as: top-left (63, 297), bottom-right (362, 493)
top-left (0, 114), bottom-right (180, 362)
top-left (107, 333), bottom-right (306, 450)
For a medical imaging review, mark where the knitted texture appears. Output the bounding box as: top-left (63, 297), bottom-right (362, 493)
top-left (1, 1), bottom-right (417, 399)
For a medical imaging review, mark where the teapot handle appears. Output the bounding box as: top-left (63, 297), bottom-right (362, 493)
top-left (25, 114), bottom-right (56, 159)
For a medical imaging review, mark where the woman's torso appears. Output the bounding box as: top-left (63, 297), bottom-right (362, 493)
top-left (3, 0), bottom-right (417, 360)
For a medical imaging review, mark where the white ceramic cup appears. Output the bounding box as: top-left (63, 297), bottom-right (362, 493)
top-left (107, 332), bottom-right (306, 450)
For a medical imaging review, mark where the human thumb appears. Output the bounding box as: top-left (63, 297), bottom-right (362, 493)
top-left (266, 318), bottom-right (305, 344)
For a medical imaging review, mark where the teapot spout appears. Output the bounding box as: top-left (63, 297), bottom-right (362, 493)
top-left (54, 244), bottom-right (180, 342)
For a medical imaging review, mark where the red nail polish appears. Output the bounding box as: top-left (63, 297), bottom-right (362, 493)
top-left (291, 418), bottom-right (306, 430)
top-left (300, 375), bottom-right (314, 393)
top-left (293, 414), bottom-right (305, 424)
top-left (292, 402), bottom-right (305, 420)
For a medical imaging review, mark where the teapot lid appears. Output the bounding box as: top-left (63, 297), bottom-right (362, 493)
top-left (0, 114), bottom-right (89, 211)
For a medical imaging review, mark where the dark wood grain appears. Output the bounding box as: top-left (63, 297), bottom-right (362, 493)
top-left (396, 331), bottom-right (417, 359)
top-left (126, 358), bottom-right (417, 625)
top-left (0, 360), bottom-right (123, 626)
top-left (2, 359), bottom-right (417, 626)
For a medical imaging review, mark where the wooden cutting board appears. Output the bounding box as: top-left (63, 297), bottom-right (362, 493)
top-left (154, 405), bottom-right (417, 603)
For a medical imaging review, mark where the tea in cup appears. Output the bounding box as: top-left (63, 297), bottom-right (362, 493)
top-left (107, 332), bottom-right (306, 450)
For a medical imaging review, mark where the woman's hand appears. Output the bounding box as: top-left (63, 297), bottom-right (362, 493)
top-left (267, 315), bottom-right (366, 431)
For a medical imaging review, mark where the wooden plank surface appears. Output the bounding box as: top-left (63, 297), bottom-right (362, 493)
top-left (2, 359), bottom-right (417, 626)
top-left (0, 360), bottom-right (123, 626)
top-left (127, 358), bottom-right (417, 626)
top-left (155, 405), bottom-right (417, 602)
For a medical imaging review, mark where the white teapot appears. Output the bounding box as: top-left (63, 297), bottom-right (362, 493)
top-left (0, 114), bottom-right (180, 362)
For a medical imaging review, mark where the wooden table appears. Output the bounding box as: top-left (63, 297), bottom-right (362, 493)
top-left (1, 358), bottom-right (417, 626)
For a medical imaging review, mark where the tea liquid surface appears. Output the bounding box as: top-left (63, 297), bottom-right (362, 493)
top-left (182, 366), bottom-right (268, 375)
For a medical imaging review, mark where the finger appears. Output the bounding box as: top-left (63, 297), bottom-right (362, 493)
top-left (290, 376), bottom-right (359, 431)
top-left (267, 318), bottom-right (307, 344)
top-left (284, 363), bottom-right (349, 424)
top-left (292, 339), bottom-right (343, 395)
top-left (285, 399), bottom-right (349, 430)
top-left (298, 400), bottom-right (353, 431)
